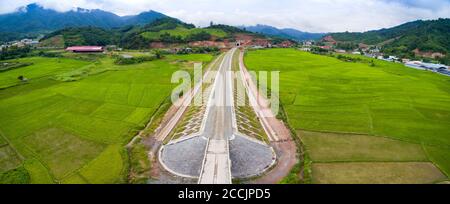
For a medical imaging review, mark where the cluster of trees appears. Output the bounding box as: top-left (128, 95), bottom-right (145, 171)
top-left (207, 24), bottom-right (247, 34)
top-left (437, 55), bottom-right (450, 66)
top-left (176, 47), bottom-right (220, 55)
top-left (186, 31), bottom-right (212, 42)
top-left (335, 42), bottom-right (358, 51)
top-left (144, 18), bottom-right (195, 32)
top-left (37, 51), bottom-right (62, 58)
top-left (0, 166), bottom-right (30, 184)
top-left (156, 31), bottom-right (212, 44)
top-left (0, 46), bottom-right (31, 60)
top-left (335, 54), bottom-right (376, 66)
top-left (310, 47), bottom-right (330, 54)
top-left (114, 55), bottom-right (157, 65)
top-left (113, 52), bottom-right (163, 65)
top-left (42, 27), bottom-right (120, 47)
top-left (158, 33), bottom-right (184, 43)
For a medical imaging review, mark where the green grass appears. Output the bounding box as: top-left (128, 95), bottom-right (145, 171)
top-left (0, 166), bottom-right (30, 184)
top-left (301, 130), bottom-right (428, 162)
top-left (424, 146), bottom-right (450, 178)
top-left (79, 144), bottom-right (125, 184)
top-left (128, 139), bottom-right (151, 184)
top-left (165, 53), bottom-right (216, 64)
top-left (0, 134), bottom-right (7, 146)
top-left (0, 146), bottom-right (22, 172)
top-left (61, 173), bottom-right (88, 184)
top-left (312, 162), bottom-right (447, 184)
top-left (0, 53), bottom-right (213, 183)
top-left (24, 159), bottom-right (54, 184)
top-left (245, 48), bottom-right (450, 183)
top-left (245, 48), bottom-right (450, 146)
top-left (0, 57), bottom-right (90, 88)
top-left (21, 128), bottom-right (105, 179)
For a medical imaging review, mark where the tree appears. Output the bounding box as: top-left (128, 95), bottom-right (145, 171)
top-left (0, 46), bottom-right (31, 60)
top-left (154, 49), bottom-right (163, 59)
top-left (186, 31), bottom-right (211, 42)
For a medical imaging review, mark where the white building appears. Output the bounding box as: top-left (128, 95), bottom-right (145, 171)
top-left (299, 47), bottom-right (311, 52)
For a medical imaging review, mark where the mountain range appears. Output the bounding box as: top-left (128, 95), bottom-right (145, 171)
top-left (0, 3), bottom-right (166, 34)
top-left (240, 24), bottom-right (326, 41)
top-left (1, 3), bottom-right (323, 43)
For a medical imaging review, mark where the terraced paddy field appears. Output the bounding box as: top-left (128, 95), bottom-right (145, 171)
top-left (244, 48), bottom-right (450, 184)
top-left (0, 52), bottom-right (213, 184)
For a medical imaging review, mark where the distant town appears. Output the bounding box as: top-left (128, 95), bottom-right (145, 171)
top-left (298, 37), bottom-right (450, 76)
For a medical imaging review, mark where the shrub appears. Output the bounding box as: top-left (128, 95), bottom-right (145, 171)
top-left (0, 166), bottom-right (30, 184)
top-left (114, 55), bottom-right (158, 65)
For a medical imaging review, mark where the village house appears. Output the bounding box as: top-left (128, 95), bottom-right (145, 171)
top-left (299, 47), bottom-right (311, 52)
top-left (335, 49), bottom-right (346, 53)
top-left (277, 40), bottom-right (295, 48)
top-left (252, 39), bottom-right (272, 48)
top-left (319, 45), bottom-right (332, 50)
top-left (303, 41), bottom-right (314, 47)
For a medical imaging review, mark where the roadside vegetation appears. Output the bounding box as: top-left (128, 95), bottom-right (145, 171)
top-left (245, 48), bottom-right (450, 184)
top-left (0, 50), bottom-right (213, 184)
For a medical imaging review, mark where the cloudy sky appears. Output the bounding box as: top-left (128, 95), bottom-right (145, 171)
top-left (1, 0), bottom-right (449, 32)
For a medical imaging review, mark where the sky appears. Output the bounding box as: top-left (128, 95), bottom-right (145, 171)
top-left (0, 0), bottom-right (449, 32)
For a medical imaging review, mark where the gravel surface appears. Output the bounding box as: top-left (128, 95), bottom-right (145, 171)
top-left (160, 136), bottom-right (207, 177)
top-left (230, 135), bottom-right (275, 178)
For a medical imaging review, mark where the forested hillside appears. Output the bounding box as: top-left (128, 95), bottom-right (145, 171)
top-left (328, 19), bottom-right (450, 57)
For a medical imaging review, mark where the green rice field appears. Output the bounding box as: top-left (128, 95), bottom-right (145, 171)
top-left (244, 48), bottom-right (450, 183)
top-left (0, 52), bottom-right (213, 184)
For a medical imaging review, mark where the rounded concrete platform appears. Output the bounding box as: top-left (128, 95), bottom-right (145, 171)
top-left (159, 134), bottom-right (275, 179)
top-left (229, 135), bottom-right (276, 178)
top-left (159, 136), bottom-right (207, 177)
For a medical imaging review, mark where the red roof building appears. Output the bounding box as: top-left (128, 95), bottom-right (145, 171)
top-left (66, 46), bottom-right (104, 52)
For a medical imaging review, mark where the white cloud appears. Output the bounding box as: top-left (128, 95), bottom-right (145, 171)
top-left (0, 0), bottom-right (449, 32)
